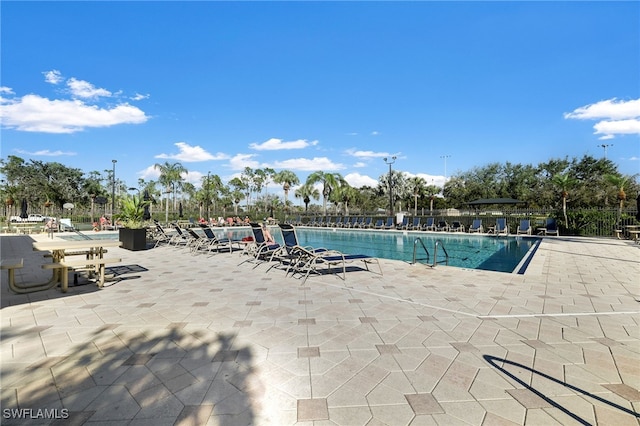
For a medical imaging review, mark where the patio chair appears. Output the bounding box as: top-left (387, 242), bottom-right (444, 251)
top-left (396, 217), bottom-right (409, 230)
top-left (269, 223), bottom-right (335, 274)
top-left (357, 217), bottom-right (372, 228)
top-left (59, 218), bottom-right (75, 231)
top-left (407, 217), bottom-right (421, 230)
top-left (152, 223), bottom-right (173, 247)
top-left (373, 219), bottom-right (384, 229)
top-left (238, 223), bottom-right (284, 267)
top-left (422, 217), bottom-right (436, 231)
top-left (383, 217), bottom-right (394, 229)
top-left (517, 219), bottom-right (532, 235)
top-left (450, 221), bottom-right (465, 232)
top-left (495, 218), bottom-right (508, 236)
top-left (469, 219), bottom-right (483, 233)
top-left (202, 227), bottom-right (241, 253)
top-left (545, 218), bottom-right (560, 236)
top-left (436, 220), bottom-right (449, 232)
top-left (345, 217), bottom-right (359, 228)
top-left (288, 245), bottom-right (383, 284)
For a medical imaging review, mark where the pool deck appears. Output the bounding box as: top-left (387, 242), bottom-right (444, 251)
top-left (1, 232), bottom-right (639, 425)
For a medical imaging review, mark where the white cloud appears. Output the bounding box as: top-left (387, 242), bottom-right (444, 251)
top-left (371, 130), bottom-right (380, 136)
top-left (138, 165), bottom-right (161, 181)
top-left (272, 157), bottom-right (345, 171)
top-left (131, 93), bottom-right (150, 101)
top-left (43, 70), bottom-right (63, 84)
top-left (229, 153), bottom-right (261, 170)
top-left (249, 138), bottom-right (319, 150)
top-left (0, 94), bottom-right (148, 133)
top-left (67, 78), bottom-right (111, 99)
top-left (565, 98), bottom-right (640, 140)
top-left (353, 162), bottom-right (367, 168)
top-left (345, 149), bottom-right (391, 159)
top-left (155, 142), bottom-right (229, 162)
top-left (0, 86), bottom-right (14, 95)
top-left (15, 149), bottom-right (76, 156)
top-left (344, 172), bottom-right (378, 188)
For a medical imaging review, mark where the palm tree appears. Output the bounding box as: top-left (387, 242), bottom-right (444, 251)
top-left (408, 176), bottom-right (427, 216)
top-left (604, 174), bottom-right (630, 226)
top-left (424, 184), bottom-right (441, 215)
top-left (153, 161), bottom-right (187, 211)
top-left (294, 183), bottom-right (320, 212)
top-left (306, 171), bottom-right (344, 215)
top-left (274, 170), bottom-right (300, 213)
top-left (551, 172), bottom-right (578, 229)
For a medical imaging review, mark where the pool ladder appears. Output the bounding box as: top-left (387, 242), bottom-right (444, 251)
top-left (412, 238), bottom-right (449, 267)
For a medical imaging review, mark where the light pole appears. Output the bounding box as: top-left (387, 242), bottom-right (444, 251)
top-left (598, 144), bottom-right (613, 159)
top-left (206, 171), bottom-right (210, 220)
top-left (111, 160), bottom-right (117, 220)
top-left (383, 156), bottom-right (397, 221)
top-left (440, 155), bottom-right (451, 180)
top-left (128, 187), bottom-right (141, 196)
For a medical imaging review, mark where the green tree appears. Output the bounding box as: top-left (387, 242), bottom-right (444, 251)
top-left (274, 170), bottom-right (300, 213)
top-left (408, 176), bottom-right (427, 215)
top-left (305, 171), bottom-right (344, 215)
top-left (551, 172), bottom-right (578, 228)
top-left (153, 161), bottom-right (187, 210)
top-left (294, 183), bottom-right (320, 212)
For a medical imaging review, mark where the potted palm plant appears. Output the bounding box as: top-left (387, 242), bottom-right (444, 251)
top-left (116, 195), bottom-right (150, 251)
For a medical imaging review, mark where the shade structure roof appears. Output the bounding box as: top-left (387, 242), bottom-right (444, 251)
top-left (466, 198), bottom-right (524, 205)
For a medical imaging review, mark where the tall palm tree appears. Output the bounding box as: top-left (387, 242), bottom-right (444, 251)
top-left (424, 184), bottom-right (441, 215)
top-left (153, 161), bottom-right (187, 210)
top-left (274, 170), bottom-right (300, 213)
top-left (306, 171), bottom-right (344, 215)
top-left (604, 174), bottom-right (630, 226)
top-left (294, 183), bottom-right (320, 212)
top-left (551, 172), bottom-right (578, 229)
top-left (408, 176), bottom-right (427, 216)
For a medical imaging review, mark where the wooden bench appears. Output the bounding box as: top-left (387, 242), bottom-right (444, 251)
top-left (42, 257), bottom-right (122, 292)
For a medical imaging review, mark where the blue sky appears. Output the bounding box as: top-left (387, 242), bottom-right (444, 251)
top-left (1, 1), bottom-right (639, 197)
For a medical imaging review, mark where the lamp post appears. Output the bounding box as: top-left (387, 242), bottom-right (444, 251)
top-left (128, 187), bottom-right (141, 197)
top-left (383, 156), bottom-right (397, 221)
top-left (165, 189), bottom-right (172, 225)
top-left (598, 144), bottom-right (613, 159)
top-left (440, 155), bottom-right (451, 180)
top-left (111, 160), bottom-right (117, 220)
top-left (205, 171), bottom-right (210, 220)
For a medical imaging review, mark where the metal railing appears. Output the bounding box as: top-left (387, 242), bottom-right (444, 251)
top-left (412, 238), bottom-right (430, 265)
top-left (433, 240), bottom-right (449, 267)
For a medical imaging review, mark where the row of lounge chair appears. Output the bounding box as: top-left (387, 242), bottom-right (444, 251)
top-left (151, 221), bottom-right (383, 284)
top-left (288, 216), bottom-right (559, 236)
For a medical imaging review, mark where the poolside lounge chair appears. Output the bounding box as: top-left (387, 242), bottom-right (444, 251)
top-left (396, 217), bottom-right (409, 230)
top-left (495, 218), bottom-right (508, 236)
top-left (407, 217), bottom-right (421, 230)
top-left (422, 217), bottom-right (436, 231)
top-left (152, 223), bottom-right (173, 247)
top-left (373, 219), bottom-right (384, 229)
top-left (202, 227), bottom-right (241, 253)
top-left (287, 244), bottom-right (383, 284)
top-left (450, 221), bottom-right (465, 232)
top-left (238, 223), bottom-right (284, 267)
top-left (383, 217), bottom-right (394, 229)
top-left (436, 220), bottom-right (449, 232)
top-left (356, 217), bottom-right (372, 228)
top-left (544, 218), bottom-right (560, 236)
top-left (517, 219), bottom-right (532, 235)
top-left (345, 217), bottom-right (359, 228)
top-left (469, 219), bottom-right (483, 233)
top-left (269, 223), bottom-right (334, 274)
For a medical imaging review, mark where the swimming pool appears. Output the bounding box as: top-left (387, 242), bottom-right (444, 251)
top-left (286, 228), bottom-right (539, 274)
top-left (61, 227), bottom-right (540, 274)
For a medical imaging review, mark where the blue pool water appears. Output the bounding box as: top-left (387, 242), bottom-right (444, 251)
top-left (62, 227), bottom-right (539, 273)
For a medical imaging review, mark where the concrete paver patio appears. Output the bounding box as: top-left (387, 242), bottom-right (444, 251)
top-left (1, 231), bottom-right (639, 425)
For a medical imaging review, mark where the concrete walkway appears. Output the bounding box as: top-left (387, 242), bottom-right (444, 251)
top-left (1, 232), bottom-right (639, 425)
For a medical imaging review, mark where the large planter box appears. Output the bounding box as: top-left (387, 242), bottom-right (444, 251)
top-left (119, 228), bottom-right (147, 251)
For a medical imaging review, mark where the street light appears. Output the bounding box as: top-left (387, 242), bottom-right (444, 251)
top-left (383, 156), bottom-right (397, 222)
top-left (111, 160), bottom-right (117, 220)
top-left (128, 187), bottom-right (140, 196)
top-left (598, 144), bottom-right (613, 159)
top-left (440, 155), bottom-right (451, 180)
top-left (205, 171), bottom-right (210, 220)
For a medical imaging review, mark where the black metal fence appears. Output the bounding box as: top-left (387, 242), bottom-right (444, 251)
top-left (291, 207), bottom-right (639, 238)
